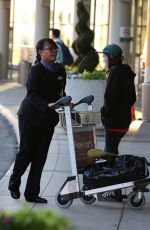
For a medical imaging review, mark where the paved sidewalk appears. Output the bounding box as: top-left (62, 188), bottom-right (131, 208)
top-left (0, 81), bottom-right (150, 230)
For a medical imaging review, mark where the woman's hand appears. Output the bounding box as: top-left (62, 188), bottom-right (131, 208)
top-left (48, 102), bottom-right (74, 110)
top-left (48, 103), bottom-right (59, 109)
top-left (70, 103), bottom-right (74, 109)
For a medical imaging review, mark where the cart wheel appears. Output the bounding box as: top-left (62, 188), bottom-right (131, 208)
top-left (80, 194), bottom-right (96, 204)
top-left (80, 184), bottom-right (96, 205)
top-left (127, 192), bottom-right (145, 210)
top-left (55, 191), bottom-right (73, 208)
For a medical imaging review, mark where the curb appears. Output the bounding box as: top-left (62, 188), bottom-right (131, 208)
top-left (0, 104), bottom-right (19, 181)
top-left (0, 104), bottom-right (19, 143)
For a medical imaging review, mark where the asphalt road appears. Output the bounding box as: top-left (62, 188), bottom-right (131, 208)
top-left (0, 113), bottom-right (17, 180)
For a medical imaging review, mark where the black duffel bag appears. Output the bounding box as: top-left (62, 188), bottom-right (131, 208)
top-left (83, 155), bottom-right (149, 189)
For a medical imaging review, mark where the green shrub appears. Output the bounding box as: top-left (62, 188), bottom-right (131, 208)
top-left (65, 65), bottom-right (78, 72)
top-left (0, 205), bottom-right (72, 230)
top-left (81, 69), bottom-right (106, 80)
top-left (67, 68), bottom-right (106, 80)
top-left (66, 58), bottom-right (106, 80)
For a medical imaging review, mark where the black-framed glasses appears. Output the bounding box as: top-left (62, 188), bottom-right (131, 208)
top-left (43, 48), bottom-right (58, 52)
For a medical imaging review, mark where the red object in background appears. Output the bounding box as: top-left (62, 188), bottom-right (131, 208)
top-left (131, 105), bottom-right (136, 120)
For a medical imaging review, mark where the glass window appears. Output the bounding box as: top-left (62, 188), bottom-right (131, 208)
top-left (90, 0), bottom-right (109, 67)
top-left (90, 0), bottom-right (109, 51)
top-left (50, 0), bottom-right (110, 62)
top-left (11, 0), bottom-right (36, 65)
top-left (49, 0), bottom-right (75, 47)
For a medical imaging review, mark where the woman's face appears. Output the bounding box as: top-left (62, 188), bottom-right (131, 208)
top-left (39, 42), bottom-right (58, 64)
top-left (103, 53), bottom-right (109, 70)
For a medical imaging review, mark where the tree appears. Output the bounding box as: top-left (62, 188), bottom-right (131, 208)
top-left (72, 1), bottom-right (99, 73)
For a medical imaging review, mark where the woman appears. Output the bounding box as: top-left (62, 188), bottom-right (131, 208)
top-left (99, 44), bottom-right (136, 201)
top-left (8, 38), bottom-right (66, 203)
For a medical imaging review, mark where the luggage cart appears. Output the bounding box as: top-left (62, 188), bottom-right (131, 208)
top-left (49, 96), bottom-right (150, 210)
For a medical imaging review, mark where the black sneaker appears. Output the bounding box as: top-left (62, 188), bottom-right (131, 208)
top-left (97, 191), bottom-right (120, 202)
top-left (10, 190), bottom-right (20, 199)
top-left (25, 196), bottom-right (48, 203)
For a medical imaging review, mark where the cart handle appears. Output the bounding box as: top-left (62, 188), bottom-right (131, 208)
top-left (73, 95), bottom-right (94, 108)
top-left (48, 96), bottom-right (72, 109)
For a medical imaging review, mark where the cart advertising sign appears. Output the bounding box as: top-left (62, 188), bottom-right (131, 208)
top-left (73, 126), bottom-right (96, 172)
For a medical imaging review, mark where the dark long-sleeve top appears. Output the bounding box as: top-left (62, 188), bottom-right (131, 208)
top-left (101, 63), bottom-right (136, 129)
top-left (18, 62), bottom-right (66, 127)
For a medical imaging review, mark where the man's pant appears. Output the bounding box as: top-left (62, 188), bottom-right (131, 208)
top-left (104, 129), bottom-right (127, 155)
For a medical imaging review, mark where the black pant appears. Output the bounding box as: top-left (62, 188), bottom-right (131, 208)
top-left (8, 117), bottom-right (55, 199)
top-left (104, 129), bottom-right (127, 155)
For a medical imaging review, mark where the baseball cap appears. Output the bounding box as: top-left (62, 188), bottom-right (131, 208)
top-left (101, 44), bottom-right (123, 56)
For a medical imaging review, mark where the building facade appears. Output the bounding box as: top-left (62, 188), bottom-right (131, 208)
top-left (0, 0), bottom-right (150, 120)
top-left (0, 0), bottom-right (148, 80)
top-left (0, 0), bottom-right (150, 113)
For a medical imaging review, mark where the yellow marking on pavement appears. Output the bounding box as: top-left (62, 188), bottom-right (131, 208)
top-left (129, 120), bottom-right (142, 133)
top-left (135, 111), bottom-right (142, 120)
top-left (0, 82), bottom-right (21, 92)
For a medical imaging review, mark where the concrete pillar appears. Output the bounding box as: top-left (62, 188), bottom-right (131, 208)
top-left (32, 0), bottom-right (50, 63)
top-left (0, 0), bottom-right (10, 79)
top-left (109, 0), bottom-right (131, 62)
top-left (34, 0), bottom-right (50, 45)
top-left (142, 0), bottom-right (150, 122)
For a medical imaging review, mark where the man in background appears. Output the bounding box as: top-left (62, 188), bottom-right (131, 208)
top-left (52, 29), bottom-right (73, 66)
top-left (52, 29), bottom-right (63, 64)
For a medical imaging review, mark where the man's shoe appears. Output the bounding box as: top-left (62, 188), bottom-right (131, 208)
top-left (97, 191), bottom-right (122, 202)
top-left (25, 196), bottom-right (48, 203)
top-left (10, 191), bottom-right (20, 199)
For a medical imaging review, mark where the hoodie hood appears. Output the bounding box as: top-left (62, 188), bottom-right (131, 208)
top-left (110, 63), bottom-right (136, 79)
top-left (122, 64), bottom-right (136, 79)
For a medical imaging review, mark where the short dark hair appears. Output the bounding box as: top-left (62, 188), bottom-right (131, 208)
top-left (52, 29), bottom-right (60, 38)
top-left (36, 38), bottom-right (57, 51)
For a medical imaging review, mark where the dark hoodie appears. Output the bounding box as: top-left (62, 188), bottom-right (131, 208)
top-left (101, 63), bottom-right (136, 129)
